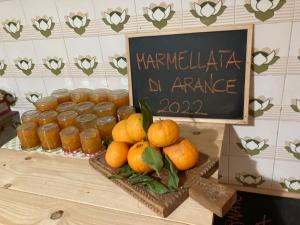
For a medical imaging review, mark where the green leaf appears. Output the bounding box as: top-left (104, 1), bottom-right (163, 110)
top-left (141, 147), bottom-right (163, 176)
top-left (109, 164), bottom-right (134, 179)
top-left (138, 99), bottom-right (153, 133)
top-left (128, 173), bottom-right (169, 194)
top-left (164, 155), bottom-right (179, 189)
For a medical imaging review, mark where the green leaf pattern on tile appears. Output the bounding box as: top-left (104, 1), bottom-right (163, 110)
top-left (237, 137), bottom-right (269, 156)
top-left (244, 0), bottom-right (286, 21)
top-left (249, 97), bottom-right (273, 118)
top-left (0, 60), bottom-right (7, 76)
top-left (65, 12), bottom-right (90, 35)
top-left (235, 173), bottom-right (265, 187)
top-left (143, 3), bottom-right (175, 30)
top-left (252, 48), bottom-right (279, 73)
top-left (43, 57), bottom-right (65, 76)
top-left (109, 55), bottom-right (127, 75)
top-left (2, 19), bottom-right (23, 39)
top-left (290, 99), bottom-right (300, 113)
top-left (14, 58), bottom-right (35, 76)
top-left (190, 0), bottom-right (226, 26)
top-left (102, 8), bottom-right (130, 32)
top-left (25, 91), bottom-right (42, 104)
top-left (280, 178), bottom-right (300, 193)
top-left (32, 16), bottom-right (55, 38)
top-left (285, 141), bottom-right (300, 160)
top-left (74, 55), bottom-right (97, 76)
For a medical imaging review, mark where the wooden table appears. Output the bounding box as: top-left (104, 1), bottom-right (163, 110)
top-left (0, 123), bottom-right (225, 225)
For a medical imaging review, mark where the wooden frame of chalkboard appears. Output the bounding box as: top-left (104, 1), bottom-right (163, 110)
top-left (126, 24), bottom-right (253, 124)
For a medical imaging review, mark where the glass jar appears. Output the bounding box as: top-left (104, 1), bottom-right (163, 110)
top-left (117, 105), bottom-right (135, 121)
top-left (96, 116), bottom-right (116, 140)
top-left (21, 110), bottom-right (40, 125)
top-left (70, 88), bottom-right (91, 103)
top-left (107, 89), bottom-right (129, 108)
top-left (38, 123), bottom-right (61, 151)
top-left (51, 89), bottom-right (70, 103)
top-left (76, 113), bottom-right (97, 131)
top-left (75, 101), bottom-right (95, 115)
top-left (38, 110), bottom-right (58, 126)
top-left (60, 126), bottom-right (81, 153)
top-left (35, 96), bottom-right (58, 112)
top-left (17, 122), bottom-right (40, 150)
top-left (80, 128), bottom-right (101, 155)
top-left (56, 101), bottom-right (76, 113)
top-left (89, 88), bottom-right (108, 104)
top-left (94, 102), bottom-right (116, 117)
top-left (57, 110), bottom-right (78, 129)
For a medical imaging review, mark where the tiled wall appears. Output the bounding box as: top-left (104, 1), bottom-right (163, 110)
top-left (0, 0), bottom-right (299, 194)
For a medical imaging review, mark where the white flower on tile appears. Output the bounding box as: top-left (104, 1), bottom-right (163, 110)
top-left (290, 142), bottom-right (300, 154)
top-left (14, 57), bottom-right (35, 76)
top-left (65, 12), bottom-right (90, 35)
top-left (281, 178), bottom-right (300, 193)
top-left (290, 99), bottom-right (300, 113)
top-left (2, 19), bottom-right (22, 39)
top-left (109, 56), bottom-right (127, 75)
top-left (237, 174), bottom-right (264, 186)
top-left (252, 48), bottom-right (279, 74)
top-left (74, 55), bottom-right (97, 76)
top-left (249, 98), bottom-right (273, 118)
top-left (105, 10), bottom-right (127, 26)
top-left (253, 50), bottom-right (275, 66)
top-left (25, 91), bottom-right (42, 104)
top-left (32, 16), bottom-right (53, 31)
top-left (285, 141), bottom-right (300, 160)
top-left (249, 0), bottom-right (281, 13)
top-left (238, 137), bottom-right (268, 156)
top-left (143, 3), bottom-right (175, 29)
top-left (194, 0), bottom-right (222, 18)
top-left (43, 57), bottom-right (64, 76)
top-left (0, 60), bottom-right (7, 76)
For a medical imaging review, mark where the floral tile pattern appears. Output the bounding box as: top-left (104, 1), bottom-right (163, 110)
top-left (0, 0), bottom-right (299, 195)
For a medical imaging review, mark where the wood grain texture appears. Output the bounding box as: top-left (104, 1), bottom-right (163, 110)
top-left (0, 188), bottom-right (188, 225)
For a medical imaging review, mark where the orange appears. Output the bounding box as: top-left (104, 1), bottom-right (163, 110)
top-left (147, 119), bottom-right (180, 147)
top-left (126, 113), bottom-right (146, 142)
top-left (163, 139), bottom-right (199, 171)
top-left (127, 141), bottom-right (155, 173)
top-left (112, 120), bottom-right (135, 144)
top-left (105, 142), bottom-right (129, 168)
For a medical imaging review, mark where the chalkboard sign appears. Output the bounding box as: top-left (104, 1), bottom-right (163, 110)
top-left (126, 25), bottom-right (253, 124)
top-left (213, 191), bottom-right (300, 225)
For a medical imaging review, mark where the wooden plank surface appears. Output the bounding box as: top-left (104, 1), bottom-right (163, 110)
top-left (0, 122), bottom-right (225, 225)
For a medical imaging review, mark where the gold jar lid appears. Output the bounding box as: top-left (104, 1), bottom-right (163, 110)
top-left (108, 89), bottom-right (129, 99)
top-left (36, 96), bottom-right (58, 107)
top-left (80, 127), bottom-right (99, 139)
top-left (21, 110), bottom-right (40, 123)
top-left (17, 122), bottom-right (37, 131)
top-left (39, 110), bottom-right (58, 119)
top-left (60, 126), bottom-right (79, 136)
top-left (75, 101), bottom-right (95, 114)
top-left (38, 122), bottom-right (59, 132)
top-left (56, 101), bottom-right (76, 112)
top-left (76, 113), bottom-right (97, 123)
top-left (51, 89), bottom-right (69, 96)
top-left (96, 116), bottom-right (116, 126)
top-left (94, 102), bottom-right (115, 112)
top-left (57, 110), bottom-right (78, 122)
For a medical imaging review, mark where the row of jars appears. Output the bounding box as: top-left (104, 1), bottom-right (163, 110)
top-left (16, 88), bottom-right (136, 155)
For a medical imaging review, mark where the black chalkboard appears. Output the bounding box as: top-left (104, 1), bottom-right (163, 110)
top-left (213, 191), bottom-right (300, 225)
top-left (126, 25), bottom-right (252, 124)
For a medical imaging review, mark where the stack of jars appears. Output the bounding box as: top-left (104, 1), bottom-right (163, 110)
top-left (17, 88), bottom-right (135, 157)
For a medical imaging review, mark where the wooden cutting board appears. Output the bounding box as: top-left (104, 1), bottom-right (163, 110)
top-left (89, 151), bottom-right (219, 217)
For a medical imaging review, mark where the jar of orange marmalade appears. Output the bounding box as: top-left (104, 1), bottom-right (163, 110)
top-left (89, 88), bottom-right (108, 104)
top-left (21, 110), bottom-right (40, 125)
top-left (38, 123), bottom-right (61, 152)
top-left (94, 102), bottom-right (116, 117)
top-left (38, 110), bottom-right (58, 126)
top-left (107, 89), bottom-right (129, 108)
top-left (96, 116), bottom-right (116, 140)
top-left (56, 101), bottom-right (76, 113)
top-left (117, 105), bottom-right (135, 121)
top-left (51, 89), bottom-right (70, 103)
top-left (76, 113), bottom-right (97, 131)
top-left (57, 110), bottom-right (78, 129)
top-left (60, 126), bottom-right (81, 153)
top-left (80, 128), bottom-right (102, 155)
top-left (35, 96), bottom-right (58, 112)
top-left (70, 88), bottom-right (91, 103)
top-left (75, 101), bottom-right (95, 115)
top-left (17, 122), bottom-right (40, 150)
